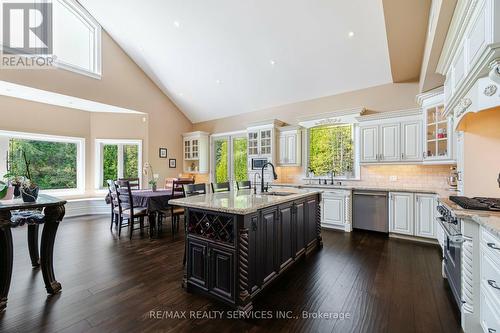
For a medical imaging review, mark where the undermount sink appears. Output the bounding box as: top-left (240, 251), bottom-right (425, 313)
top-left (261, 191), bottom-right (294, 196)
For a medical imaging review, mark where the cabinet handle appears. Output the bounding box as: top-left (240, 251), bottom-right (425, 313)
top-left (488, 329), bottom-right (496, 333)
top-left (401, 153), bottom-right (404, 160)
top-left (488, 242), bottom-right (500, 251)
top-left (488, 279), bottom-right (500, 290)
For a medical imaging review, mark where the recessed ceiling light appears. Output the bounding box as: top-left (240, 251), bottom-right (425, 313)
top-left (269, 60), bottom-right (276, 66)
top-left (215, 79), bottom-right (222, 85)
top-left (348, 31), bottom-right (355, 38)
top-left (173, 21), bottom-right (180, 28)
top-left (178, 92), bottom-right (184, 97)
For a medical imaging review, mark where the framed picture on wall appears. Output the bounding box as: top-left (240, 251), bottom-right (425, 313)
top-left (169, 159), bottom-right (176, 168)
top-left (159, 148), bottom-right (167, 158)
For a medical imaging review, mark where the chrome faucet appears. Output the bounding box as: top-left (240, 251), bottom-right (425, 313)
top-left (261, 162), bottom-right (278, 193)
top-left (253, 173), bottom-right (261, 194)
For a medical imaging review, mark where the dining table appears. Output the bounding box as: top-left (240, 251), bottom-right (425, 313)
top-left (129, 188), bottom-right (184, 237)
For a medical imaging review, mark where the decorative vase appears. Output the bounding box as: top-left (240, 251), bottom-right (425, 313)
top-left (21, 186), bottom-right (39, 203)
top-left (13, 184), bottom-right (21, 198)
top-left (152, 184), bottom-right (157, 192)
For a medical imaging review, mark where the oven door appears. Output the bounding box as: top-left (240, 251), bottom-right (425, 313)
top-left (438, 217), bottom-right (463, 309)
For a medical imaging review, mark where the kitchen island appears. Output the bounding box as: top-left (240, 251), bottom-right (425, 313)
top-left (169, 189), bottom-right (322, 312)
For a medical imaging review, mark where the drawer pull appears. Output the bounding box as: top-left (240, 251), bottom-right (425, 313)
top-left (488, 329), bottom-right (496, 333)
top-left (488, 279), bottom-right (500, 290)
top-left (488, 242), bottom-right (500, 251)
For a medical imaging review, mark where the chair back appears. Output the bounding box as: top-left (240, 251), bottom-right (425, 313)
top-left (211, 182), bottom-right (230, 193)
top-left (107, 180), bottom-right (118, 209)
top-left (119, 178), bottom-right (140, 190)
top-left (171, 179), bottom-right (194, 196)
top-left (236, 180), bottom-right (251, 190)
top-left (114, 180), bottom-right (135, 216)
top-left (184, 183), bottom-right (206, 197)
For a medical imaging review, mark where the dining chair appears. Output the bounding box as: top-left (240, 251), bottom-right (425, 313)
top-left (184, 183), bottom-right (207, 197)
top-left (236, 180), bottom-right (252, 190)
top-left (118, 177), bottom-right (140, 190)
top-left (211, 182), bottom-right (230, 193)
top-left (114, 180), bottom-right (149, 239)
top-left (159, 178), bottom-right (194, 236)
top-left (106, 180), bottom-right (119, 230)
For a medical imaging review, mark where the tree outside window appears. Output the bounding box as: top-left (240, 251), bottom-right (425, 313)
top-left (308, 125), bottom-right (354, 177)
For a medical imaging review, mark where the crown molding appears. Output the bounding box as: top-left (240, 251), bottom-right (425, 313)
top-left (416, 86), bottom-right (444, 106)
top-left (355, 108), bottom-right (422, 122)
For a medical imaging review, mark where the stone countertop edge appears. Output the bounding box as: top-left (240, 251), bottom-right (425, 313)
top-left (438, 197), bottom-right (500, 238)
top-left (272, 182), bottom-right (454, 196)
top-left (169, 190), bottom-right (322, 215)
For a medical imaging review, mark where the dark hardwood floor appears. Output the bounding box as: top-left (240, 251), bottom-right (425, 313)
top-left (0, 215), bottom-right (461, 333)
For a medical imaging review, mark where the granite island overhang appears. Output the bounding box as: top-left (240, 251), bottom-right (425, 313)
top-left (169, 189), bottom-right (323, 312)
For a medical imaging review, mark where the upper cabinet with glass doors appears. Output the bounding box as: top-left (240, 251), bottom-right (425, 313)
top-left (246, 120), bottom-right (284, 157)
top-left (417, 88), bottom-right (455, 164)
top-left (182, 131), bottom-right (209, 173)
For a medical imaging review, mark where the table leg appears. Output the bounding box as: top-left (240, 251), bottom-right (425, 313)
top-left (0, 211), bottom-right (13, 311)
top-left (27, 224), bottom-right (40, 267)
top-left (148, 212), bottom-right (156, 239)
top-left (41, 204), bottom-right (65, 294)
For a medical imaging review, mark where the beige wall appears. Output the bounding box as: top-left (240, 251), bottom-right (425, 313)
top-left (193, 82), bottom-right (420, 133)
top-left (461, 108), bottom-right (500, 197)
top-left (0, 31), bottom-right (192, 197)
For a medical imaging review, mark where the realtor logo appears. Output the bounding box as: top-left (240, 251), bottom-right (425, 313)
top-left (1, 1), bottom-right (54, 68)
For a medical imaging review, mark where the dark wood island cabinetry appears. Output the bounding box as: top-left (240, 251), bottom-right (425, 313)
top-left (170, 190), bottom-right (322, 312)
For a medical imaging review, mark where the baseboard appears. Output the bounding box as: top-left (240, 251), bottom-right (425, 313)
top-left (321, 223), bottom-right (352, 232)
top-left (65, 198), bottom-right (109, 218)
top-left (389, 233), bottom-right (439, 245)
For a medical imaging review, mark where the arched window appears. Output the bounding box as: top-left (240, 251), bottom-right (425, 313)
top-left (53, 0), bottom-right (101, 78)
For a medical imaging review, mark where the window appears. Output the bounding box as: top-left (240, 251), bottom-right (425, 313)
top-left (211, 133), bottom-right (248, 184)
top-left (95, 140), bottom-right (142, 189)
top-left (53, 0), bottom-right (102, 78)
top-left (0, 131), bottom-right (85, 193)
top-left (307, 125), bottom-right (356, 178)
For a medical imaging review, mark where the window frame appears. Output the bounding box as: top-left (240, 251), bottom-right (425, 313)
top-left (94, 139), bottom-right (143, 191)
top-left (304, 124), bottom-right (361, 180)
top-left (53, 0), bottom-right (102, 79)
top-left (210, 130), bottom-right (248, 184)
top-left (0, 130), bottom-right (85, 196)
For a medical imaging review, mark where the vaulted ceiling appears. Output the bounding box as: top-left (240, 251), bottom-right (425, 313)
top-left (78, 0), bottom-right (429, 123)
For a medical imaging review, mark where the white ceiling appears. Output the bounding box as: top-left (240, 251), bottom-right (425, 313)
top-left (78, 0), bottom-right (393, 123)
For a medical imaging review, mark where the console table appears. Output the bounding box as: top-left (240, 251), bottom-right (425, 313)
top-left (0, 194), bottom-right (66, 311)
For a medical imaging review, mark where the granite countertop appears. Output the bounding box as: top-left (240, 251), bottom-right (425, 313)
top-left (439, 197), bottom-right (500, 238)
top-left (169, 188), bottom-right (321, 215)
top-left (272, 182), bottom-right (455, 196)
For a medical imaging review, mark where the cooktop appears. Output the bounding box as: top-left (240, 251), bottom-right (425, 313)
top-left (449, 196), bottom-right (500, 212)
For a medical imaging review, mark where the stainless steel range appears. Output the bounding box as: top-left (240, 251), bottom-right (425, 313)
top-left (436, 204), bottom-right (464, 310)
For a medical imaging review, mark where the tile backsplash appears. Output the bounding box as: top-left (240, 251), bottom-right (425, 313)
top-left (276, 164), bottom-right (453, 190)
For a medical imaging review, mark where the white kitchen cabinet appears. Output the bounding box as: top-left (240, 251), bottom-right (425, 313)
top-left (358, 109), bottom-right (423, 164)
top-left (182, 131), bottom-right (209, 173)
top-left (380, 123), bottom-right (400, 162)
top-left (415, 194), bottom-right (437, 239)
top-left (247, 129), bottom-right (273, 156)
top-left (277, 126), bottom-right (301, 166)
top-left (360, 125), bottom-right (379, 163)
top-left (320, 189), bottom-right (352, 232)
top-left (401, 121), bottom-right (422, 161)
top-left (389, 192), bottom-right (414, 236)
top-left (480, 227), bottom-right (500, 333)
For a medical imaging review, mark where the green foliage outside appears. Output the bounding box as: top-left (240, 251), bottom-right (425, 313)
top-left (102, 145), bottom-right (118, 187)
top-left (123, 145), bottom-right (138, 179)
top-left (232, 138), bottom-right (248, 181)
top-left (308, 125), bottom-right (354, 177)
top-left (215, 139), bottom-right (228, 183)
top-left (8, 139), bottom-right (77, 190)
top-left (214, 138), bottom-right (248, 183)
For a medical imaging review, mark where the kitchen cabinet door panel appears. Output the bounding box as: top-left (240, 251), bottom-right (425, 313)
top-left (278, 203), bottom-right (293, 269)
top-left (415, 194), bottom-right (437, 239)
top-left (322, 194), bottom-right (345, 228)
top-left (389, 192), bottom-right (414, 235)
top-left (305, 198), bottom-right (318, 245)
top-left (187, 239), bottom-right (208, 289)
top-left (360, 126), bottom-right (379, 163)
top-left (295, 200), bottom-right (305, 256)
top-left (380, 123), bottom-right (400, 161)
top-left (261, 208), bottom-right (278, 283)
top-left (401, 121), bottom-right (422, 161)
top-left (209, 246), bottom-right (235, 302)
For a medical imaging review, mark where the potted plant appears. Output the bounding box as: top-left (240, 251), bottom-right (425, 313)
top-left (143, 162), bottom-right (159, 191)
top-left (20, 151), bottom-right (39, 202)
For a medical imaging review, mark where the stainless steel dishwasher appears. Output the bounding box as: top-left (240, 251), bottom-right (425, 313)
top-left (352, 190), bottom-right (388, 233)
